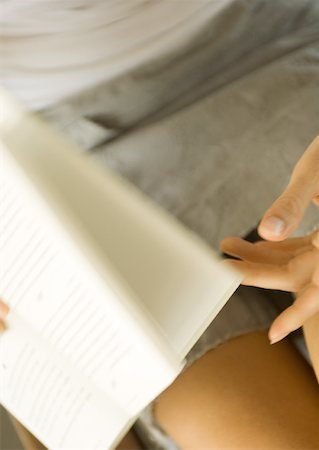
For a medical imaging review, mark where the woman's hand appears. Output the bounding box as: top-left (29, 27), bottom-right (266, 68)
top-left (221, 232), bottom-right (319, 343)
top-left (221, 135), bottom-right (319, 344)
top-left (0, 299), bottom-right (9, 333)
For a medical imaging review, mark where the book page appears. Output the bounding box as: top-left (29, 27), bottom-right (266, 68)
top-left (0, 313), bottom-right (132, 450)
top-left (0, 90), bottom-right (242, 450)
top-left (0, 141), bottom-right (181, 448)
top-left (0, 90), bottom-right (241, 362)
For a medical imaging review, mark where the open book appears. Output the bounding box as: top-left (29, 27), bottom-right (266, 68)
top-left (0, 89), bottom-right (241, 450)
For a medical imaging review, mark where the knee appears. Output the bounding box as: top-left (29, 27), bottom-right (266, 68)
top-left (154, 331), bottom-right (319, 449)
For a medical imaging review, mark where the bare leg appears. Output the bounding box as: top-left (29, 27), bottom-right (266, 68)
top-left (116, 431), bottom-right (142, 450)
top-left (304, 312), bottom-right (319, 383)
top-left (155, 331), bottom-right (319, 449)
top-left (11, 331), bottom-right (319, 449)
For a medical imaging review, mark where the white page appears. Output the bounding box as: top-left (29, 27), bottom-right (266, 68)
top-left (0, 143), bottom-right (182, 449)
top-left (0, 89), bottom-right (242, 361)
top-left (0, 313), bottom-right (131, 450)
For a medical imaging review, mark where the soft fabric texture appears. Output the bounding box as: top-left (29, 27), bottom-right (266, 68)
top-left (0, 0), bottom-right (230, 109)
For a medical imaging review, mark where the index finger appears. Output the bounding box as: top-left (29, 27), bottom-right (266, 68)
top-left (0, 299), bottom-right (10, 319)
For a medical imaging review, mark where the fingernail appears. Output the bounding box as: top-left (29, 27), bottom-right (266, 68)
top-left (269, 333), bottom-right (286, 345)
top-left (262, 216), bottom-right (286, 236)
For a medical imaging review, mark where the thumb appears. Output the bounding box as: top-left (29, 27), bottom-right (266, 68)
top-left (259, 137), bottom-right (319, 241)
top-left (258, 182), bottom-right (314, 241)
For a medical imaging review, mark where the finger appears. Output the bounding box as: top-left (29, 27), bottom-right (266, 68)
top-left (312, 195), bottom-right (319, 207)
top-left (220, 237), bottom-right (291, 264)
top-left (225, 260), bottom-right (296, 291)
top-left (254, 233), bottom-right (314, 254)
top-left (221, 233), bottom-right (315, 260)
top-left (308, 242), bottom-right (319, 286)
top-left (311, 229), bottom-right (319, 251)
top-left (0, 320), bottom-right (6, 333)
top-left (258, 136), bottom-right (319, 241)
top-left (268, 284), bottom-right (319, 343)
top-left (0, 300), bottom-right (9, 320)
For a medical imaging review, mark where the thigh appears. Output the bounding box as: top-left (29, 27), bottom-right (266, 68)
top-left (154, 331), bottom-right (319, 449)
top-left (116, 431), bottom-right (142, 450)
top-left (304, 312), bottom-right (319, 383)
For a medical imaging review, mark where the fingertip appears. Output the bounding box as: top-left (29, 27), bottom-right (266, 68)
top-left (219, 239), bottom-right (228, 252)
top-left (311, 230), bottom-right (319, 249)
top-left (220, 236), bottom-right (242, 254)
top-left (0, 300), bottom-right (9, 319)
top-left (0, 321), bottom-right (6, 333)
top-left (268, 321), bottom-right (288, 344)
top-left (269, 334), bottom-right (286, 345)
top-left (269, 329), bottom-right (287, 344)
top-left (220, 236), bottom-right (237, 247)
top-left (258, 216), bottom-right (287, 241)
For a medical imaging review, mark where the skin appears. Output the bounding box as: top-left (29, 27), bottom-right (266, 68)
top-left (304, 312), bottom-right (319, 382)
top-left (115, 431), bottom-right (142, 450)
top-left (220, 232), bottom-right (319, 343)
top-left (0, 299), bottom-right (9, 332)
top-left (155, 331), bottom-right (319, 449)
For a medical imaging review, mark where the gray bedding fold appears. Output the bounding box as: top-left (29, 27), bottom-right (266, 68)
top-left (93, 39), bottom-right (319, 247)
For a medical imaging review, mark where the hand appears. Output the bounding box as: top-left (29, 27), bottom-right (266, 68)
top-left (0, 299), bottom-right (9, 333)
top-left (221, 232), bottom-right (319, 343)
top-left (221, 135), bottom-right (319, 344)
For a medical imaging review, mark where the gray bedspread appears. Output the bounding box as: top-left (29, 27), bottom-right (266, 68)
top-left (46, 0), bottom-right (319, 248)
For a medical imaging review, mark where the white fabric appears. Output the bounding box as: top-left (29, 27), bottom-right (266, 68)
top-left (0, 0), bottom-right (231, 110)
